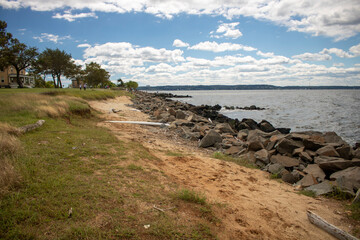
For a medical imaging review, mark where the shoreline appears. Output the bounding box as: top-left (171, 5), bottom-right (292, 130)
top-left (131, 90), bottom-right (360, 197)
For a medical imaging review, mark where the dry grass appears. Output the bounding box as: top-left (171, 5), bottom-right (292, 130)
top-left (0, 156), bottom-right (21, 195)
top-left (0, 122), bottom-right (21, 136)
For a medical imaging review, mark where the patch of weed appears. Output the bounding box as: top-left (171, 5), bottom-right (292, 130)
top-left (270, 173), bottom-right (281, 179)
top-left (298, 190), bottom-right (316, 198)
top-left (348, 202), bottom-right (360, 221)
top-left (165, 151), bottom-right (184, 157)
top-left (127, 164), bottom-right (143, 171)
top-left (176, 189), bottom-right (206, 205)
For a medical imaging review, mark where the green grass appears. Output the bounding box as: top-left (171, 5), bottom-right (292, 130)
top-left (349, 202), bottom-right (360, 221)
top-left (270, 173), bottom-right (281, 179)
top-left (212, 152), bottom-right (258, 169)
top-left (298, 190), bottom-right (316, 198)
top-left (165, 151), bottom-right (185, 157)
top-left (0, 90), bottom-right (221, 239)
top-left (175, 189), bottom-right (207, 205)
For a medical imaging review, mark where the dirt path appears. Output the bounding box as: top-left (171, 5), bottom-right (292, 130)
top-left (90, 96), bottom-right (355, 240)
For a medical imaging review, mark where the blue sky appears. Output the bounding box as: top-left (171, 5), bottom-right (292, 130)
top-left (1, 0), bottom-right (360, 86)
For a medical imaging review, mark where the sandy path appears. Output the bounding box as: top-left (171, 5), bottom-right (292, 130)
top-left (90, 96), bottom-right (355, 240)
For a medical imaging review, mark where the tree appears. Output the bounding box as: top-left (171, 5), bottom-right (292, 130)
top-left (117, 78), bottom-right (124, 87)
top-left (125, 81), bottom-right (138, 90)
top-left (36, 48), bottom-right (76, 88)
top-left (1, 21), bottom-right (38, 88)
top-left (84, 62), bottom-right (110, 88)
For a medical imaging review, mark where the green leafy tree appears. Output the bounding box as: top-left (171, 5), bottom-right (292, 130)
top-left (37, 48), bottom-right (76, 88)
top-left (0, 21), bottom-right (38, 88)
top-left (33, 73), bottom-right (46, 88)
top-left (125, 81), bottom-right (138, 90)
top-left (84, 62), bottom-right (110, 88)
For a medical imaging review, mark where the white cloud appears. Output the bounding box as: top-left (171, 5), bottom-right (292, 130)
top-left (211, 22), bottom-right (242, 39)
top-left (33, 33), bottom-right (71, 44)
top-left (189, 41), bottom-right (256, 52)
top-left (321, 48), bottom-right (353, 58)
top-left (52, 10), bottom-right (98, 22)
top-left (333, 63), bottom-right (345, 67)
top-left (349, 43), bottom-right (360, 56)
top-left (1, 0), bottom-right (359, 40)
top-left (292, 52), bottom-right (332, 61)
top-left (77, 43), bottom-right (91, 48)
top-left (256, 51), bottom-right (274, 58)
top-left (173, 39), bottom-right (189, 48)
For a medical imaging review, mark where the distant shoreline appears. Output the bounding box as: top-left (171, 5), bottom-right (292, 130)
top-left (138, 84), bottom-right (360, 91)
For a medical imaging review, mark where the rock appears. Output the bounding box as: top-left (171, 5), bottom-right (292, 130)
top-left (300, 151), bottom-right (313, 164)
top-left (268, 163), bottom-right (284, 174)
top-left (248, 140), bottom-right (264, 152)
top-left (175, 110), bottom-right (187, 119)
top-left (275, 138), bottom-right (303, 155)
top-left (237, 131), bottom-right (248, 140)
top-left (254, 149), bottom-right (269, 164)
top-left (266, 141), bottom-right (277, 151)
top-left (270, 154), bottom-right (300, 168)
top-left (293, 147), bottom-right (305, 156)
top-left (316, 145), bottom-right (340, 157)
top-left (303, 164), bottom-right (326, 181)
top-left (172, 119), bottom-right (195, 127)
top-left (258, 120), bottom-right (276, 133)
top-left (242, 118), bottom-right (259, 130)
top-left (315, 157), bottom-right (360, 173)
top-left (225, 145), bottom-right (244, 155)
top-left (305, 181), bottom-right (334, 196)
top-left (296, 174), bottom-right (318, 187)
top-left (330, 167), bottom-right (360, 195)
top-left (303, 138), bottom-right (325, 151)
top-left (199, 130), bottom-right (223, 148)
top-left (168, 108), bottom-right (176, 116)
top-left (276, 128), bottom-right (291, 134)
top-left (324, 132), bottom-right (345, 144)
top-left (282, 172), bottom-right (297, 184)
top-left (354, 149), bottom-right (360, 159)
top-left (215, 123), bottom-right (236, 135)
top-left (336, 144), bottom-right (353, 160)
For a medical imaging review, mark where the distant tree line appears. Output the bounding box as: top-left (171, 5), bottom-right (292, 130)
top-left (0, 20), bottom-right (137, 89)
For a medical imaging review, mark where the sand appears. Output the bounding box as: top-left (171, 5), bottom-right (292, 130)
top-left (89, 96), bottom-right (357, 240)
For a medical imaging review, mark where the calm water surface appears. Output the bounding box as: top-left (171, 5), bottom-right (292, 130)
top-left (162, 90), bottom-right (360, 145)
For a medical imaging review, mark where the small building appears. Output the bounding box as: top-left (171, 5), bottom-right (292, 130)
top-left (71, 79), bottom-right (84, 89)
top-left (0, 66), bottom-right (35, 88)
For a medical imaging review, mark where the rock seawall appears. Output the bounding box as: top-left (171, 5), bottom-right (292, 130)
top-left (131, 91), bottom-right (360, 197)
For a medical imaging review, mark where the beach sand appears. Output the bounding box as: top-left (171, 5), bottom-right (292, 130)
top-left (89, 96), bottom-right (357, 240)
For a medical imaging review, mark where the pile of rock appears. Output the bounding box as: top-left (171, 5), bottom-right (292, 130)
top-left (131, 91), bottom-right (360, 197)
top-left (223, 105), bottom-right (266, 110)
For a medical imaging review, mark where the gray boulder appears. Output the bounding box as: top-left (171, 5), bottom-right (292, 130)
top-left (237, 131), bottom-right (248, 140)
top-left (336, 144), bottom-right (353, 160)
top-left (305, 181), bottom-right (334, 196)
top-left (324, 132), bottom-right (345, 144)
top-left (303, 164), bottom-right (326, 181)
top-left (330, 167), bottom-right (360, 195)
top-left (296, 174), bottom-right (318, 187)
top-left (175, 110), bottom-right (187, 119)
top-left (315, 157), bottom-right (360, 173)
top-left (215, 123), bottom-right (236, 135)
top-left (282, 172), bottom-right (298, 184)
top-left (270, 154), bottom-right (300, 168)
top-left (275, 138), bottom-right (304, 155)
top-left (199, 130), bottom-right (223, 148)
top-left (225, 145), bottom-right (245, 155)
top-left (303, 138), bottom-right (325, 151)
top-left (268, 163), bottom-right (284, 174)
top-left (316, 145), bottom-right (340, 157)
top-left (258, 120), bottom-right (276, 133)
top-left (254, 149), bottom-right (269, 164)
top-left (248, 139), bottom-right (264, 152)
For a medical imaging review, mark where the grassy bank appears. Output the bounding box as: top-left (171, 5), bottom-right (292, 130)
top-left (0, 89), bottom-right (220, 239)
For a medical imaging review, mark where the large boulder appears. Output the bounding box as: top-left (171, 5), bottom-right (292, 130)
top-left (270, 154), bottom-right (300, 168)
top-left (215, 123), bottom-right (236, 135)
top-left (330, 167), bottom-right (360, 195)
top-left (254, 149), bottom-right (269, 164)
top-left (175, 110), bottom-right (187, 119)
top-left (199, 130), bottom-right (223, 148)
top-left (315, 157), bottom-right (360, 174)
top-left (268, 163), bottom-right (284, 174)
top-left (242, 118), bottom-right (259, 130)
top-left (316, 145), bottom-right (340, 157)
top-left (305, 181), bottom-right (334, 196)
top-left (323, 132), bottom-right (345, 145)
top-left (225, 145), bottom-right (245, 155)
top-left (258, 120), bottom-right (276, 133)
top-left (296, 174), bottom-right (318, 187)
top-left (303, 138), bottom-right (325, 151)
top-left (275, 138), bottom-right (303, 155)
top-left (299, 151), bottom-right (313, 163)
top-left (303, 164), bottom-right (326, 181)
top-left (336, 144), bottom-right (353, 160)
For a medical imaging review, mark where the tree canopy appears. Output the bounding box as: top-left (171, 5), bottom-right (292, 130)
top-left (84, 62), bottom-right (110, 88)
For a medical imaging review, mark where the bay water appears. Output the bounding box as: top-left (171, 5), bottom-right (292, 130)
top-left (162, 90), bottom-right (360, 145)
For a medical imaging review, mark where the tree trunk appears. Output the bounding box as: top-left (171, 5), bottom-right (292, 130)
top-left (15, 67), bottom-right (24, 88)
top-left (52, 74), bottom-right (57, 88)
top-left (57, 74), bottom-right (62, 88)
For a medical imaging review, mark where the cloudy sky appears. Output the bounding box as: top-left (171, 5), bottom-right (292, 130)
top-left (1, 0), bottom-right (360, 86)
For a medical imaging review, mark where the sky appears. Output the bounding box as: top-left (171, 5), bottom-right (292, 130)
top-left (1, 0), bottom-right (360, 87)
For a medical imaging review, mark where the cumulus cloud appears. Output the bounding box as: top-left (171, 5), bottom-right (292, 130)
top-left (189, 41), bottom-right (256, 52)
top-left (256, 51), bottom-right (275, 58)
top-left (33, 33), bottom-right (71, 44)
top-left (77, 43), bottom-right (91, 48)
top-left (173, 39), bottom-right (189, 48)
top-left (1, 0), bottom-right (359, 40)
top-left (292, 52), bottom-right (332, 61)
top-left (211, 22), bottom-right (242, 39)
top-left (53, 10), bottom-right (98, 22)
